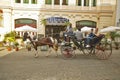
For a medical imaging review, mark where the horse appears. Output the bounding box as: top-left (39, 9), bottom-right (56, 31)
top-left (26, 36), bottom-right (59, 58)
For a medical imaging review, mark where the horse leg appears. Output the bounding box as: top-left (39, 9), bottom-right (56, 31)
top-left (54, 49), bottom-right (58, 57)
top-left (46, 45), bottom-right (51, 57)
top-left (34, 46), bottom-right (39, 58)
top-left (53, 45), bottom-right (59, 57)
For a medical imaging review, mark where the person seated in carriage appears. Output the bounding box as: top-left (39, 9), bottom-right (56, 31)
top-left (74, 28), bottom-right (84, 42)
top-left (85, 28), bottom-right (97, 47)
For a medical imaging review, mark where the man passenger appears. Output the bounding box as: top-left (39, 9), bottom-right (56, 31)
top-left (74, 28), bottom-right (84, 41)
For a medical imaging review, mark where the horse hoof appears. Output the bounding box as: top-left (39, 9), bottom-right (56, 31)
top-left (34, 54), bottom-right (38, 58)
top-left (45, 55), bottom-right (49, 57)
top-left (55, 55), bottom-right (58, 57)
top-left (34, 56), bottom-right (38, 58)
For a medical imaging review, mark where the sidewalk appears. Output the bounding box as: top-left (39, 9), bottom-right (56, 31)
top-left (0, 47), bottom-right (5, 51)
top-left (0, 47), bottom-right (14, 57)
top-left (0, 47), bottom-right (23, 57)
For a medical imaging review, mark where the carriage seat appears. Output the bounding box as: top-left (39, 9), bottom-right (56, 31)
top-left (90, 34), bottom-right (105, 46)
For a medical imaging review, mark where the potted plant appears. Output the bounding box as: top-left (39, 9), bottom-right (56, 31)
top-left (14, 42), bottom-right (19, 51)
top-left (110, 31), bottom-right (120, 49)
top-left (5, 40), bottom-right (12, 51)
top-left (7, 45), bottom-right (12, 51)
top-left (4, 31), bottom-right (17, 51)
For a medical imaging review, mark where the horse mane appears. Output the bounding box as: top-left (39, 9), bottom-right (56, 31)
top-left (27, 36), bottom-right (36, 47)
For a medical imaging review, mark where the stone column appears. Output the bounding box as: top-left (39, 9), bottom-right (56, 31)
top-left (60, 0), bottom-right (62, 9)
top-left (70, 17), bottom-right (76, 29)
top-left (52, 0), bottom-right (54, 8)
top-left (81, 0), bottom-right (84, 7)
top-left (89, 0), bottom-right (91, 7)
top-left (38, 17), bottom-right (45, 36)
top-left (29, 0), bottom-right (31, 4)
top-left (21, 0), bottom-right (23, 4)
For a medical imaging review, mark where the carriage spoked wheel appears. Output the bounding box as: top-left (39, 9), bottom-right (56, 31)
top-left (61, 46), bottom-right (75, 59)
top-left (95, 42), bottom-right (112, 60)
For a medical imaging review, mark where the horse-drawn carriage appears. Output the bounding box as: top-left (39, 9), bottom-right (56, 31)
top-left (25, 32), bottom-right (112, 59)
top-left (60, 34), bottom-right (112, 60)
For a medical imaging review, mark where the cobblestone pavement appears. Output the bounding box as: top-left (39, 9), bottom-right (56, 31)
top-left (0, 48), bottom-right (120, 80)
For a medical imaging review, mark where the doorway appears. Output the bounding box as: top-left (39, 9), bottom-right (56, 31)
top-left (45, 17), bottom-right (69, 42)
top-left (45, 25), bottom-right (66, 42)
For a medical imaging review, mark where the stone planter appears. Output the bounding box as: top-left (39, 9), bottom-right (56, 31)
top-left (7, 47), bottom-right (12, 51)
top-left (15, 47), bottom-right (19, 51)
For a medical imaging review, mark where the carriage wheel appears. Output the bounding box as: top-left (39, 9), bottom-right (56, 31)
top-left (95, 43), bottom-right (112, 60)
top-left (61, 46), bottom-right (75, 59)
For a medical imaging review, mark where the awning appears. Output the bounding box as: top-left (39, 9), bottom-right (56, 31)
top-left (15, 25), bottom-right (38, 32)
top-left (100, 26), bottom-right (120, 33)
top-left (81, 26), bottom-right (95, 32)
top-left (46, 17), bottom-right (69, 25)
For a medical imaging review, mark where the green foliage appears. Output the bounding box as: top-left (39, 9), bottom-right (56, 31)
top-left (73, 27), bottom-right (77, 31)
top-left (65, 21), bottom-right (70, 26)
top-left (14, 42), bottom-right (19, 47)
top-left (110, 31), bottom-right (120, 40)
top-left (41, 19), bottom-right (47, 26)
top-left (4, 31), bottom-right (16, 37)
top-left (4, 31), bottom-right (16, 42)
top-left (6, 37), bottom-right (15, 42)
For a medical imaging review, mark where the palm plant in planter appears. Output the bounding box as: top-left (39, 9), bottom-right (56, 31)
top-left (4, 31), bottom-right (16, 51)
top-left (41, 18), bottom-right (47, 26)
top-left (6, 45), bottom-right (12, 51)
top-left (5, 37), bottom-right (14, 51)
top-left (110, 32), bottom-right (120, 49)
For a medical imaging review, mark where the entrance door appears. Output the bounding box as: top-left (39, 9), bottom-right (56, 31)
top-left (45, 25), bottom-right (66, 42)
top-left (45, 17), bottom-right (69, 42)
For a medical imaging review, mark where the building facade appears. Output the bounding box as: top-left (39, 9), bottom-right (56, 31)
top-left (0, 0), bottom-right (118, 39)
top-left (116, 0), bottom-right (120, 27)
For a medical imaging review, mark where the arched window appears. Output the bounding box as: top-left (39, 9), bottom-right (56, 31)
top-left (15, 18), bottom-right (37, 28)
top-left (15, 0), bottom-right (21, 3)
top-left (15, 0), bottom-right (37, 4)
top-left (31, 0), bottom-right (37, 4)
top-left (76, 20), bottom-right (96, 28)
top-left (84, 0), bottom-right (89, 6)
top-left (55, 0), bottom-right (60, 5)
top-left (76, 0), bottom-right (96, 7)
top-left (45, 0), bottom-right (52, 4)
top-left (76, 0), bottom-right (82, 6)
top-left (78, 0), bottom-right (82, 6)
top-left (62, 0), bottom-right (68, 5)
top-left (92, 0), bottom-right (96, 6)
top-left (23, 0), bottom-right (29, 3)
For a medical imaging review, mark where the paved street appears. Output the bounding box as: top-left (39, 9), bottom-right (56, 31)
top-left (0, 48), bottom-right (120, 80)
